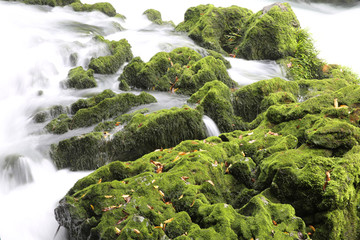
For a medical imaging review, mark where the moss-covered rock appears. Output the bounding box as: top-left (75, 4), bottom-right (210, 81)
top-left (109, 106), bottom-right (207, 162)
top-left (46, 91), bottom-right (156, 134)
top-left (64, 66), bottom-right (97, 89)
top-left (70, 89), bottom-right (116, 115)
top-left (55, 133), bottom-right (309, 239)
top-left (70, 1), bottom-right (117, 17)
top-left (89, 37), bottom-right (133, 74)
top-left (23, 0), bottom-right (75, 7)
top-left (189, 80), bottom-right (243, 133)
top-left (118, 47), bottom-right (237, 95)
top-left (143, 9), bottom-right (175, 26)
top-left (175, 4), bottom-right (252, 54)
top-left (50, 132), bottom-right (107, 170)
top-left (233, 77), bottom-right (299, 122)
top-left (45, 114), bottom-right (72, 134)
top-left (72, 92), bottom-right (156, 128)
top-left (233, 3), bottom-right (300, 60)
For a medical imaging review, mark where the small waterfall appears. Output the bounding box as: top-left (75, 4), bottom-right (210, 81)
top-left (0, 155), bottom-right (33, 193)
top-left (203, 115), bottom-right (221, 137)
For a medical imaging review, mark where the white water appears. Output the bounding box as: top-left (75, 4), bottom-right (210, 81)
top-left (0, 0), bottom-right (359, 239)
top-left (203, 116), bottom-right (221, 137)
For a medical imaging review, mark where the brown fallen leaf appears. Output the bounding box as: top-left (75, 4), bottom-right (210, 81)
top-left (133, 229), bottom-right (140, 234)
top-left (104, 195), bottom-right (113, 199)
top-left (116, 216), bottom-right (128, 225)
top-left (97, 178), bottom-right (102, 184)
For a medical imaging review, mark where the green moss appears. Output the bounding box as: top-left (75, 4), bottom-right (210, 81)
top-left (279, 29), bottom-right (324, 80)
top-left (109, 106), bottom-right (207, 162)
top-left (234, 3), bottom-right (300, 60)
top-left (175, 4), bottom-right (252, 54)
top-left (70, 89), bottom-right (116, 114)
top-left (45, 114), bottom-right (72, 134)
top-left (72, 92), bottom-right (156, 128)
top-left (189, 80), bottom-right (244, 132)
top-left (23, 0), bottom-right (76, 7)
top-left (89, 37), bottom-right (133, 74)
top-left (50, 132), bottom-right (107, 170)
top-left (64, 66), bottom-right (96, 89)
top-left (233, 77), bottom-right (299, 122)
top-left (143, 9), bottom-right (175, 26)
top-left (70, 1), bottom-right (117, 17)
top-left (118, 47), bottom-right (236, 95)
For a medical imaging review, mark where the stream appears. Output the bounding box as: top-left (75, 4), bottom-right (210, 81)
top-left (0, 0), bottom-right (359, 239)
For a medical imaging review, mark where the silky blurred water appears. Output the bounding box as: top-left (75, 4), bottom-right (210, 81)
top-left (0, 0), bottom-right (358, 239)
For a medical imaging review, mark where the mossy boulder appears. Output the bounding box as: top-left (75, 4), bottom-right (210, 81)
top-left (23, 0), bottom-right (75, 7)
top-left (143, 9), bottom-right (175, 26)
top-left (70, 89), bottom-right (116, 115)
top-left (45, 114), bottom-right (72, 134)
top-left (70, 1), bottom-right (117, 17)
top-left (175, 4), bottom-right (252, 54)
top-left (89, 37), bottom-right (133, 74)
top-left (55, 134), bottom-right (310, 239)
top-left (50, 132), bottom-right (108, 170)
top-left (188, 80), bottom-right (243, 133)
top-left (109, 106), bottom-right (207, 162)
top-left (233, 77), bottom-right (299, 122)
top-left (46, 92), bottom-right (156, 134)
top-left (33, 104), bottom-right (67, 123)
top-left (118, 47), bottom-right (236, 95)
top-left (233, 3), bottom-right (300, 60)
top-left (72, 92), bottom-right (156, 129)
top-left (64, 66), bottom-right (97, 89)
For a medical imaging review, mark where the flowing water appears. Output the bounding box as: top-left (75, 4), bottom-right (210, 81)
top-left (203, 116), bottom-right (221, 137)
top-left (0, 0), bottom-right (359, 239)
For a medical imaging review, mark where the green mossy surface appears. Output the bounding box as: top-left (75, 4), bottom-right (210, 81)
top-left (51, 106), bottom-right (207, 170)
top-left (143, 9), bottom-right (175, 26)
top-left (118, 47), bottom-right (236, 95)
top-left (89, 36), bottom-right (133, 74)
top-left (188, 80), bottom-right (244, 133)
top-left (233, 77), bottom-right (299, 122)
top-left (70, 1), bottom-right (117, 17)
top-left (72, 92), bottom-right (156, 128)
top-left (70, 89), bottom-right (116, 115)
top-left (55, 134), bottom-right (311, 239)
top-left (233, 3), bottom-right (300, 60)
top-left (175, 4), bottom-right (252, 54)
top-left (64, 66), bottom-right (97, 89)
top-left (23, 0), bottom-right (75, 7)
top-left (45, 91), bottom-right (156, 134)
top-left (50, 132), bottom-right (107, 170)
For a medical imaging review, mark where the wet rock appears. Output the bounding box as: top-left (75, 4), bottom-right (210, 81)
top-left (70, 89), bottom-right (116, 115)
top-left (63, 66), bottom-right (96, 89)
top-left (45, 91), bottom-right (156, 134)
top-left (70, 1), bottom-right (117, 17)
top-left (88, 36), bottom-right (133, 74)
top-left (233, 77), bottom-right (299, 122)
top-left (143, 9), bottom-right (175, 26)
top-left (119, 47), bottom-right (236, 95)
top-left (176, 4), bottom-right (252, 54)
top-left (189, 80), bottom-right (244, 132)
top-left (234, 3), bottom-right (300, 60)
